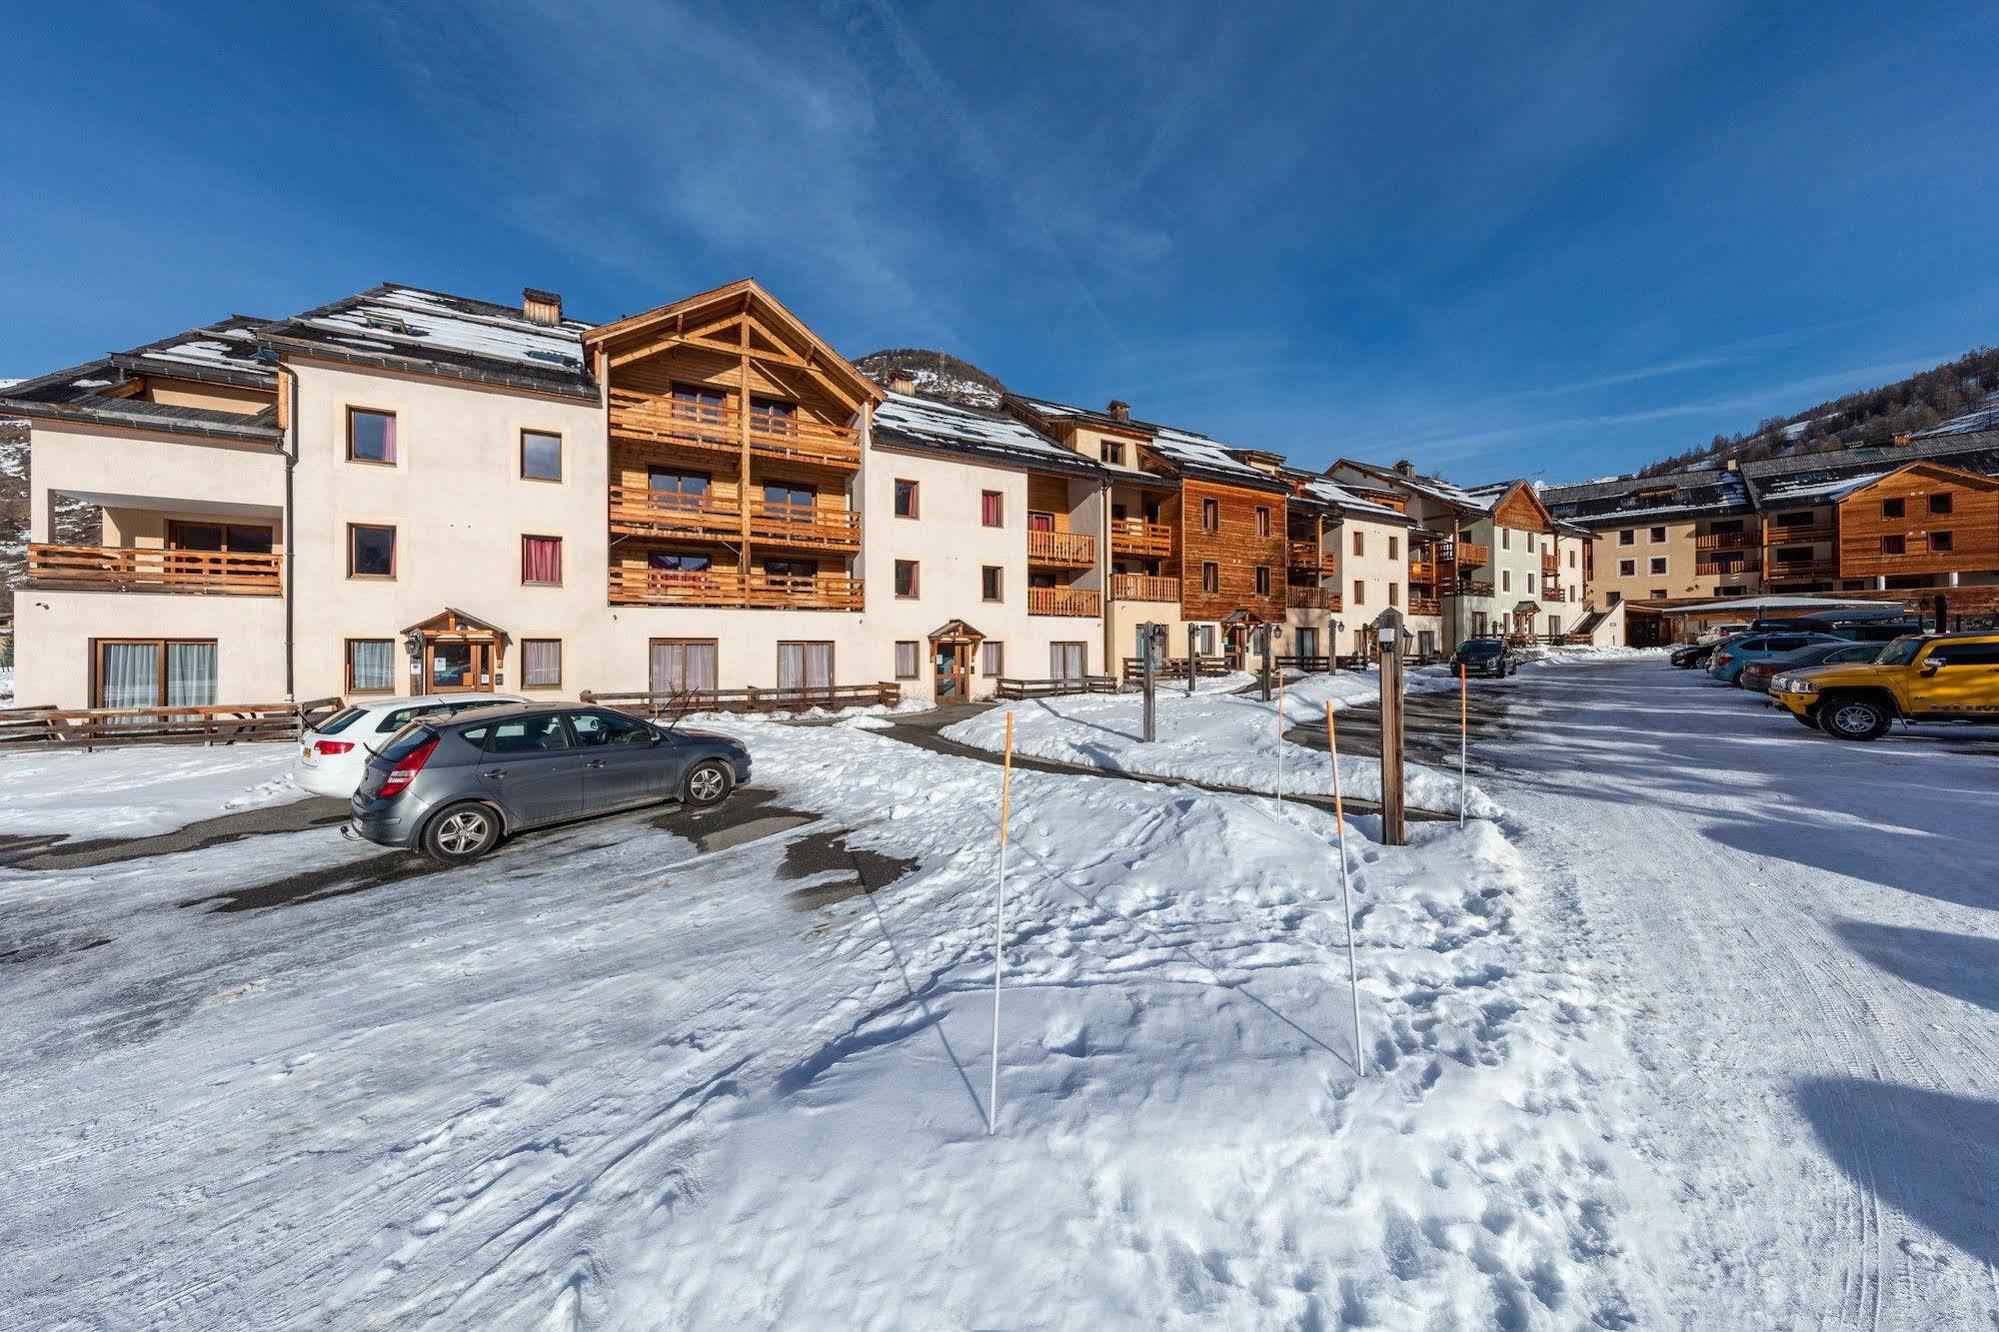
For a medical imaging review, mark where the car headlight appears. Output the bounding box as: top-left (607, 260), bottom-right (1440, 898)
top-left (1776, 676), bottom-right (1818, 694)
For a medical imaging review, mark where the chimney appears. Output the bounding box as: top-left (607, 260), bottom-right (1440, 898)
top-left (1724, 457), bottom-right (1739, 472)
top-left (522, 288), bottom-right (563, 326)
top-left (1394, 459), bottom-right (1415, 477)
top-left (1108, 399), bottom-right (1131, 423)
top-left (889, 375), bottom-right (917, 395)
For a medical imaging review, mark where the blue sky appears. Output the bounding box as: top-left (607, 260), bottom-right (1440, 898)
top-left (3, 1), bottom-right (1995, 483)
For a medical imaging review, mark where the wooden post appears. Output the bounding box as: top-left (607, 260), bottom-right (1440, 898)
top-left (1375, 610), bottom-right (1407, 846)
top-left (1186, 624), bottom-right (1200, 696)
top-left (1258, 624), bottom-right (1273, 701)
top-left (988, 711), bottom-right (1016, 1136)
top-left (1141, 623), bottom-right (1158, 743)
top-left (1325, 701), bottom-right (1366, 1077)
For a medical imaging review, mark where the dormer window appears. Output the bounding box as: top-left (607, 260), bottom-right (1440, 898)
top-left (1103, 439), bottom-right (1124, 466)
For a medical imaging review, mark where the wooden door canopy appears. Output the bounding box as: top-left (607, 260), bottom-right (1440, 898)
top-left (403, 607), bottom-right (509, 645)
top-left (927, 618), bottom-right (987, 642)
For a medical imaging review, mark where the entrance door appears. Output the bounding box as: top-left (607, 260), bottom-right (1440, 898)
top-left (427, 640), bottom-right (493, 692)
top-left (934, 640), bottom-right (971, 701)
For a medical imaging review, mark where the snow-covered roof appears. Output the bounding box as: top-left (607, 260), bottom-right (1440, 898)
top-left (118, 319), bottom-right (275, 385)
top-left (1754, 470), bottom-right (1889, 505)
top-left (1146, 426), bottom-right (1275, 482)
top-left (873, 392), bottom-right (1104, 476)
top-left (1543, 466), bottom-right (1752, 524)
top-left (1299, 479), bottom-right (1410, 523)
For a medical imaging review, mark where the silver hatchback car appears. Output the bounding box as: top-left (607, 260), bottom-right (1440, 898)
top-left (346, 703), bottom-right (752, 862)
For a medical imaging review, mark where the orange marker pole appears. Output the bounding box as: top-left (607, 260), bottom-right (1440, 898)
top-left (988, 711), bottom-right (1016, 1135)
top-left (1325, 701), bottom-right (1365, 1077)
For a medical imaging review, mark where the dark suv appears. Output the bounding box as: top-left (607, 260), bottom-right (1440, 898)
top-left (1451, 637), bottom-right (1519, 678)
top-left (346, 703), bottom-right (752, 862)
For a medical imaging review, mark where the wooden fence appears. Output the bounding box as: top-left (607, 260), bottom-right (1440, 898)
top-left (0, 696), bottom-right (343, 750)
top-left (1275, 655), bottom-right (1333, 672)
top-left (993, 675), bottom-right (1118, 699)
top-left (1119, 656), bottom-right (1234, 682)
top-left (580, 681), bottom-right (901, 721)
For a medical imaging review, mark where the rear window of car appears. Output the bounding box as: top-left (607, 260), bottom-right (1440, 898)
top-left (375, 704), bottom-right (442, 732)
top-left (484, 715), bottom-right (572, 754)
top-left (378, 723), bottom-right (439, 763)
top-left (316, 707), bottom-right (365, 736)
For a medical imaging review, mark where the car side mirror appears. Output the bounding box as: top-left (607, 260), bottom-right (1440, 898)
top-left (1919, 660), bottom-right (1942, 676)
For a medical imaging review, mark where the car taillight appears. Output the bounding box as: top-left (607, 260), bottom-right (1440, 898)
top-left (378, 736), bottom-right (439, 797)
top-left (314, 740), bottom-right (354, 755)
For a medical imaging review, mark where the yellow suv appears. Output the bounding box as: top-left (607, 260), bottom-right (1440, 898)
top-left (1771, 631), bottom-right (1999, 740)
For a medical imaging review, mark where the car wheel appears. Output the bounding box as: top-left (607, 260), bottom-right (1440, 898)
top-left (1818, 695), bottom-right (1891, 742)
top-left (422, 801), bottom-right (501, 862)
top-left (682, 760), bottom-right (734, 807)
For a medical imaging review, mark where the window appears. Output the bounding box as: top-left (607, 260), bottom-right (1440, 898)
top-left (1352, 530), bottom-right (1365, 556)
top-left (1618, 529), bottom-right (1635, 546)
top-left (1649, 589), bottom-right (1667, 600)
top-left (1050, 642), bottom-right (1087, 680)
top-left (487, 714), bottom-right (570, 755)
top-left (1649, 526), bottom-right (1666, 543)
top-left (1388, 535), bottom-right (1399, 560)
top-left (1202, 498), bottom-right (1219, 532)
top-left (1618, 559), bottom-right (1635, 577)
top-left (982, 565), bottom-right (1003, 601)
top-left (522, 535), bottom-right (563, 585)
top-left (894, 641), bottom-right (920, 679)
top-left (763, 481), bottom-right (817, 518)
top-left (347, 408), bottom-right (396, 464)
top-left (1388, 582), bottom-right (1400, 607)
top-left (981, 490), bottom-right (1004, 527)
top-left (1929, 641), bottom-right (1999, 666)
top-left (1201, 561), bottom-right (1219, 594)
top-left (1881, 535), bottom-right (1906, 555)
top-left (521, 430), bottom-right (561, 481)
top-left (765, 557), bottom-right (817, 580)
top-left (1649, 557), bottom-right (1667, 575)
top-left (894, 559), bottom-right (919, 598)
top-left (346, 639), bottom-right (396, 693)
top-left (1930, 493), bottom-right (1954, 515)
top-left (1881, 498), bottom-right (1905, 519)
top-left (522, 639), bottom-right (562, 688)
top-left (1929, 530), bottom-right (1954, 553)
top-left (1103, 439), bottom-right (1124, 466)
top-left (777, 642), bottom-right (835, 690)
top-left (649, 639), bottom-right (717, 694)
top-left (348, 524), bottom-right (396, 578)
top-left (1526, 574), bottom-right (1536, 594)
top-left (647, 551), bottom-right (712, 586)
top-left (1255, 565), bottom-right (1270, 596)
top-left (1471, 612), bottom-right (1488, 637)
top-left (894, 479), bottom-right (919, 518)
top-left (1197, 626), bottom-right (1216, 656)
top-left (649, 467), bottom-right (710, 500)
top-left (1353, 579), bottom-right (1365, 605)
top-left (569, 710), bottom-right (656, 746)
top-left (1501, 528), bottom-right (1511, 550)
top-left (982, 641), bottom-right (1004, 675)
top-left (1501, 570), bottom-right (1511, 592)
top-left (750, 395), bottom-right (796, 433)
top-left (1027, 510), bottom-right (1055, 533)
top-left (167, 521), bottom-right (274, 555)
top-left (1255, 507), bottom-right (1271, 538)
top-left (1607, 591), bottom-right (1622, 607)
top-left (94, 639), bottom-right (218, 710)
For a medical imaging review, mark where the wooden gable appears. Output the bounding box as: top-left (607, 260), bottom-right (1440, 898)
top-left (1490, 482), bottom-right (1554, 534)
top-left (1835, 461), bottom-right (1999, 579)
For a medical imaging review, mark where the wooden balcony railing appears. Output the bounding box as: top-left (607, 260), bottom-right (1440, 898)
top-left (1440, 540), bottom-right (1490, 568)
top-left (1409, 595), bottom-right (1441, 615)
top-left (608, 485), bottom-right (741, 538)
top-left (608, 392), bottom-right (861, 470)
top-left (1694, 529), bottom-right (1754, 551)
top-left (747, 500), bottom-right (862, 550)
top-left (1288, 540), bottom-right (1333, 569)
top-left (1028, 585), bottom-right (1101, 617)
top-left (1027, 529), bottom-right (1097, 567)
top-left (1764, 559), bottom-right (1836, 581)
top-left (1108, 518), bottom-right (1174, 558)
top-left (1541, 555), bottom-right (1560, 576)
top-left (1696, 550), bottom-right (1761, 575)
top-left (1765, 524), bottom-right (1835, 544)
top-left (1285, 586), bottom-right (1342, 610)
top-left (1408, 559), bottom-right (1438, 581)
top-left (26, 544), bottom-right (281, 595)
top-left (1455, 578), bottom-right (1496, 597)
top-left (1110, 573), bottom-right (1180, 602)
top-left (609, 566), bottom-right (863, 609)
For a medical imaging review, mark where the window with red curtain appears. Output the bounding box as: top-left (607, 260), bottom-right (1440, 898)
top-left (981, 490), bottom-right (1003, 527)
top-left (522, 535), bottom-right (562, 585)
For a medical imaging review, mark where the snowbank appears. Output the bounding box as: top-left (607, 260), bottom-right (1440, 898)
top-left (941, 669), bottom-right (1497, 816)
top-left (0, 741), bottom-right (310, 837)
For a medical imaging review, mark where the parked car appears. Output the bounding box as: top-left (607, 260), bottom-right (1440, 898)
top-left (1707, 632), bottom-right (1848, 685)
top-left (1451, 637), bottom-right (1520, 678)
top-left (1737, 641), bottom-right (1882, 693)
top-left (1771, 631), bottom-right (1999, 740)
top-left (345, 703), bottom-right (752, 861)
top-left (295, 693), bottom-right (528, 796)
top-left (1672, 625), bottom-right (1753, 669)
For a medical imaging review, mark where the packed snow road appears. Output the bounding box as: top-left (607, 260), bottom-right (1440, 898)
top-left (1490, 659), bottom-right (1999, 1328)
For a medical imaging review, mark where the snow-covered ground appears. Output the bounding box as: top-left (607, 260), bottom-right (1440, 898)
top-left (943, 667), bottom-right (1496, 814)
top-left (0, 740), bottom-right (309, 837)
top-left (0, 701), bottom-right (1657, 1327)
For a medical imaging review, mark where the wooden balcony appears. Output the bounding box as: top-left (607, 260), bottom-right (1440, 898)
top-left (1409, 595), bottom-right (1441, 615)
top-left (748, 500), bottom-right (862, 551)
top-left (1408, 558), bottom-right (1438, 582)
top-left (1765, 524), bottom-right (1835, 544)
top-left (1288, 540), bottom-right (1333, 570)
top-left (608, 485), bottom-right (740, 539)
top-left (1285, 586), bottom-right (1342, 610)
top-left (26, 543), bottom-right (281, 595)
top-left (1027, 529), bottom-right (1097, 568)
top-left (1110, 573), bottom-right (1180, 602)
top-left (1541, 555), bottom-right (1560, 576)
top-left (1696, 550), bottom-right (1761, 575)
top-left (1695, 529), bottom-right (1754, 551)
top-left (1028, 585), bottom-right (1101, 617)
top-left (1440, 540), bottom-right (1490, 569)
top-left (1764, 559), bottom-right (1836, 581)
top-left (608, 393), bottom-right (861, 470)
top-left (609, 566), bottom-right (863, 609)
top-left (1455, 578), bottom-right (1496, 597)
top-left (1108, 518), bottom-right (1174, 558)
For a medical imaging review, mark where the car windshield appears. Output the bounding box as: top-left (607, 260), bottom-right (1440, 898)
top-left (1875, 636), bottom-right (1925, 666)
top-left (377, 723), bottom-right (438, 764)
top-left (315, 707), bottom-right (366, 736)
top-left (1461, 642), bottom-right (1502, 655)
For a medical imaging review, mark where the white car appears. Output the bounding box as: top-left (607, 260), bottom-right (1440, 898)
top-left (294, 694), bottom-right (527, 797)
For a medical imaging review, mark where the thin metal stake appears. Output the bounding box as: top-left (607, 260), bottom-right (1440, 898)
top-left (988, 711), bottom-right (1016, 1135)
top-left (1325, 701), bottom-right (1365, 1077)
top-left (1459, 661), bottom-right (1468, 825)
top-left (1274, 668), bottom-right (1285, 805)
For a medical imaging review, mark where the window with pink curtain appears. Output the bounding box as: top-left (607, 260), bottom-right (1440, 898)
top-left (980, 490), bottom-right (1003, 527)
top-left (522, 536), bottom-right (562, 585)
